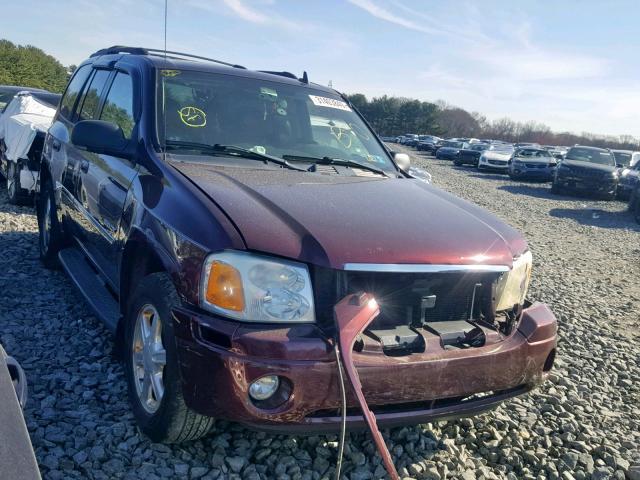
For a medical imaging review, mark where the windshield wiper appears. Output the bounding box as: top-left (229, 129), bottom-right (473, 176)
top-left (164, 141), bottom-right (306, 172)
top-left (282, 155), bottom-right (390, 176)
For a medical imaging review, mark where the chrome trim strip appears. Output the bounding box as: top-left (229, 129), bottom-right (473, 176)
top-left (343, 263), bottom-right (510, 273)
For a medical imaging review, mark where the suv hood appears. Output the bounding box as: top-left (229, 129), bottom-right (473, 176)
top-left (172, 163), bottom-right (526, 269)
top-left (561, 159), bottom-right (617, 173)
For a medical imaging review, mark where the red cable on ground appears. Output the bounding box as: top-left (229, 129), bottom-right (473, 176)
top-left (334, 293), bottom-right (400, 480)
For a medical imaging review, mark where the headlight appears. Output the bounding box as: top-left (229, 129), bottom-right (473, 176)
top-left (495, 251), bottom-right (532, 311)
top-left (200, 251), bottom-right (315, 323)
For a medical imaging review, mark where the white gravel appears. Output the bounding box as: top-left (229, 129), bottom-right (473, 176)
top-left (0, 148), bottom-right (638, 480)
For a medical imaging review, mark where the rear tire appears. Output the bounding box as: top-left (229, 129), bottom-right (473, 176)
top-left (37, 178), bottom-right (65, 269)
top-left (453, 159), bottom-right (462, 166)
top-left (124, 273), bottom-right (214, 443)
top-left (7, 162), bottom-right (26, 205)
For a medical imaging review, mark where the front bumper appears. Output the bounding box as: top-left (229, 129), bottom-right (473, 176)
top-left (555, 173), bottom-right (617, 193)
top-left (172, 302), bottom-right (557, 432)
top-left (510, 165), bottom-right (554, 180)
top-left (479, 159), bottom-right (509, 170)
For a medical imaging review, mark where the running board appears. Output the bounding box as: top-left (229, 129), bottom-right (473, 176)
top-left (58, 248), bottom-right (120, 333)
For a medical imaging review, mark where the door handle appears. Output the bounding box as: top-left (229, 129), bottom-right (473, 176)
top-left (52, 140), bottom-right (61, 151)
top-left (80, 160), bottom-right (90, 173)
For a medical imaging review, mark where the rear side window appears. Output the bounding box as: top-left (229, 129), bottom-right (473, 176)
top-left (77, 69), bottom-right (111, 121)
top-left (100, 73), bottom-right (135, 139)
top-left (59, 65), bottom-right (91, 120)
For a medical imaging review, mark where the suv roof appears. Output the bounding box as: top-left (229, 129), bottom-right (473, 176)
top-left (86, 45), bottom-right (336, 95)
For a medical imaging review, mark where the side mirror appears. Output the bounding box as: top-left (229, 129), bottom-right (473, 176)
top-left (616, 163), bottom-right (624, 169)
top-left (71, 120), bottom-right (132, 159)
top-left (394, 153), bottom-right (411, 172)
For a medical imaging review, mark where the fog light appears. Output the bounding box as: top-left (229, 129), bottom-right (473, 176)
top-left (249, 375), bottom-right (280, 400)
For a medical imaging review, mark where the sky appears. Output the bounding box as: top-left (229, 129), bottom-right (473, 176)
top-left (3, 0), bottom-right (640, 137)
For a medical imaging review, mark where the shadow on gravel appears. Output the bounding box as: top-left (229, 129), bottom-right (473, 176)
top-left (467, 172), bottom-right (509, 181)
top-left (499, 184), bottom-right (572, 201)
top-left (549, 207), bottom-right (640, 230)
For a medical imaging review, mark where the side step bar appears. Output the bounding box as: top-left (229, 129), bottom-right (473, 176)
top-left (58, 248), bottom-right (120, 333)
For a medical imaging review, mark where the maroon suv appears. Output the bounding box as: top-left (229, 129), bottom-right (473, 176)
top-left (37, 46), bottom-right (557, 445)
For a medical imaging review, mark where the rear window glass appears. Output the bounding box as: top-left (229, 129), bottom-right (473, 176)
top-left (59, 65), bottom-right (91, 121)
top-left (78, 69), bottom-right (111, 121)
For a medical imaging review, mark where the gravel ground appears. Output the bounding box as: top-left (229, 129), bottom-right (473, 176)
top-left (0, 149), bottom-right (639, 480)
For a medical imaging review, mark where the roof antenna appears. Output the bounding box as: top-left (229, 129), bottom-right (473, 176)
top-left (300, 71), bottom-right (309, 84)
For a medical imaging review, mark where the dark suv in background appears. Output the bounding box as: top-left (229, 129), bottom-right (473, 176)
top-left (37, 46), bottom-right (556, 444)
top-left (552, 145), bottom-right (620, 199)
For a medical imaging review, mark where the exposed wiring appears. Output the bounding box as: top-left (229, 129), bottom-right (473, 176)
top-left (334, 343), bottom-right (347, 480)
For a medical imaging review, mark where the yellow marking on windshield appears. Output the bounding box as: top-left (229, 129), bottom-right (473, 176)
top-left (161, 69), bottom-right (181, 77)
top-left (178, 106), bottom-right (207, 127)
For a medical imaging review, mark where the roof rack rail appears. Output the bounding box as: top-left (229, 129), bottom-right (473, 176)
top-left (144, 48), bottom-right (246, 69)
top-left (259, 71), bottom-right (298, 80)
top-left (90, 45), bottom-right (246, 69)
top-left (90, 46), bottom-right (149, 57)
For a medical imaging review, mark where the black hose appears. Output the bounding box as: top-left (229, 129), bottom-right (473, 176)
top-left (334, 343), bottom-right (347, 480)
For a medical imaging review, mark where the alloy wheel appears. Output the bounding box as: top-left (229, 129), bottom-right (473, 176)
top-left (132, 304), bottom-right (167, 414)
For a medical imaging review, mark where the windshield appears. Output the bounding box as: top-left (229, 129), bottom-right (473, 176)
top-left (613, 151), bottom-right (632, 166)
top-left (516, 149), bottom-right (551, 158)
top-left (443, 141), bottom-right (463, 148)
top-left (565, 147), bottom-right (615, 165)
top-left (470, 144), bottom-right (489, 151)
top-left (489, 144), bottom-right (514, 152)
top-left (157, 70), bottom-right (394, 170)
top-left (0, 92), bottom-right (16, 112)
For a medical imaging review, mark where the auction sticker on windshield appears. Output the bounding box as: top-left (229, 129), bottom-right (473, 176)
top-left (308, 95), bottom-right (352, 112)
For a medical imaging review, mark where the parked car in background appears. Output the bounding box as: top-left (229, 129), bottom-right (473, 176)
top-left (617, 161), bottom-right (640, 200)
top-left (0, 90), bottom-right (60, 204)
top-left (478, 144), bottom-right (514, 172)
top-left (629, 182), bottom-right (640, 223)
top-left (435, 140), bottom-right (467, 160)
top-left (611, 149), bottom-right (633, 168)
top-left (0, 85), bottom-right (49, 114)
top-left (403, 134), bottom-right (420, 147)
top-left (631, 152), bottom-right (640, 167)
top-left (37, 46), bottom-right (556, 443)
top-left (416, 135), bottom-right (441, 153)
top-left (508, 148), bottom-right (557, 181)
top-left (552, 146), bottom-right (619, 200)
top-left (379, 135), bottom-right (396, 142)
top-left (0, 344), bottom-right (40, 480)
top-left (454, 143), bottom-right (489, 167)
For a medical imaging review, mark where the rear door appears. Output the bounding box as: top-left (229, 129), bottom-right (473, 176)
top-left (46, 64), bottom-right (92, 225)
top-left (66, 68), bottom-right (113, 267)
top-left (78, 71), bottom-right (139, 287)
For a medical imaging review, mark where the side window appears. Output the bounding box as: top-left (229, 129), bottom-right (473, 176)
top-left (77, 69), bottom-right (111, 122)
top-left (59, 65), bottom-right (91, 121)
top-left (100, 73), bottom-right (135, 139)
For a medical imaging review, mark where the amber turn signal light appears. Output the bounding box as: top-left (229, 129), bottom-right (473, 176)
top-left (205, 261), bottom-right (245, 311)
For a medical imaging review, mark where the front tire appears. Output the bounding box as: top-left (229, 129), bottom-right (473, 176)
top-left (124, 273), bottom-right (214, 443)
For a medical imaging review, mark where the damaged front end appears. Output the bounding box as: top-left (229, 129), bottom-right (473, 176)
top-left (174, 257), bottom-right (557, 457)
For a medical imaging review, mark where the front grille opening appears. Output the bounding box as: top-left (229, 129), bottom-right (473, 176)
top-left (310, 267), bottom-right (516, 354)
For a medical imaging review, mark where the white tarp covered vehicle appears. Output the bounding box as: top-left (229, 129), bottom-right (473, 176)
top-left (0, 91), bottom-right (58, 204)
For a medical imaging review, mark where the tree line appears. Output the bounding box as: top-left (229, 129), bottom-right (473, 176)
top-left (0, 39), bottom-right (69, 93)
top-left (1, 37), bottom-right (637, 150)
top-left (346, 94), bottom-right (640, 150)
